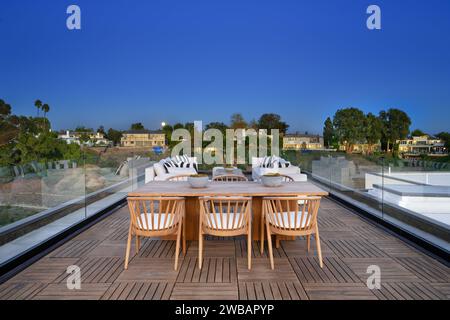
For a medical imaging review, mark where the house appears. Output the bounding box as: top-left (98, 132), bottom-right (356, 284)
top-left (338, 142), bottom-right (381, 154)
top-left (120, 130), bottom-right (166, 147)
top-left (283, 133), bottom-right (324, 150)
top-left (397, 135), bottom-right (447, 157)
top-left (58, 130), bottom-right (112, 146)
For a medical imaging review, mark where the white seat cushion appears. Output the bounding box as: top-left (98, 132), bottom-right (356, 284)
top-left (269, 211), bottom-right (311, 229)
top-left (205, 213), bottom-right (245, 230)
top-left (136, 213), bottom-right (175, 230)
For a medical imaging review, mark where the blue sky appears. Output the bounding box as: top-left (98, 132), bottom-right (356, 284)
top-left (1, 0), bottom-right (449, 134)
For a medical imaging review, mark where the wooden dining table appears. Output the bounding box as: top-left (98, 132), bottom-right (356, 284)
top-left (128, 181), bottom-right (328, 240)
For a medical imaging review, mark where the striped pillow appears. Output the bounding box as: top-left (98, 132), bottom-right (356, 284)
top-left (278, 159), bottom-right (291, 168)
top-left (260, 156), bottom-right (272, 168)
top-left (162, 159), bottom-right (178, 173)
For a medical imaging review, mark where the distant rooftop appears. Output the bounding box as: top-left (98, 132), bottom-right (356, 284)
top-left (123, 129), bottom-right (164, 134)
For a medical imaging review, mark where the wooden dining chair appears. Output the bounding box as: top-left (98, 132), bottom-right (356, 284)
top-left (278, 174), bottom-right (294, 182)
top-left (261, 196), bottom-right (323, 269)
top-left (166, 174), bottom-right (194, 181)
top-left (125, 197), bottom-right (186, 270)
top-left (212, 174), bottom-right (248, 182)
top-left (198, 196), bottom-right (252, 269)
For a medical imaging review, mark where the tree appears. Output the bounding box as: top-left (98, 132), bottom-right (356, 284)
top-left (332, 108), bottom-right (366, 153)
top-left (130, 122), bottom-right (145, 130)
top-left (161, 124), bottom-right (173, 146)
top-left (436, 132), bottom-right (450, 150)
top-left (411, 129), bottom-right (426, 137)
top-left (34, 100), bottom-right (42, 117)
top-left (230, 113), bottom-right (247, 129)
top-left (365, 112), bottom-right (383, 154)
top-left (379, 108), bottom-right (411, 153)
top-left (0, 101), bottom-right (83, 166)
top-left (173, 123), bottom-right (184, 130)
top-left (106, 128), bottom-right (122, 146)
top-left (323, 117), bottom-right (334, 148)
top-left (97, 125), bottom-right (106, 134)
top-left (42, 103), bottom-right (50, 118)
top-left (75, 126), bottom-right (93, 132)
top-left (206, 122), bottom-right (228, 134)
top-left (0, 99), bottom-right (12, 118)
top-left (257, 113), bottom-right (289, 134)
top-left (248, 119), bottom-right (259, 130)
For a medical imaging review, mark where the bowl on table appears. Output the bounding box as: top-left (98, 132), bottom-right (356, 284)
top-left (187, 174), bottom-right (209, 188)
top-left (261, 173), bottom-right (283, 187)
top-left (224, 166), bottom-right (235, 173)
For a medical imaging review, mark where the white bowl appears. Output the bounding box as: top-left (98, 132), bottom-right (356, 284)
top-left (261, 175), bottom-right (283, 187)
top-left (187, 176), bottom-right (209, 188)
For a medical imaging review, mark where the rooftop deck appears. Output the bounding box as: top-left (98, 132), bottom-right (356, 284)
top-left (1, 197), bottom-right (449, 300)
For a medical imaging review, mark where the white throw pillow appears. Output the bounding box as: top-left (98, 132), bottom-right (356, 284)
top-left (153, 163), bottom-right (166, 177)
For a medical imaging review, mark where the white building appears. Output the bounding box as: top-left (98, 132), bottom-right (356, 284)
top-left (58, 130), bottom-right (112, 146)
top-left (397, 135), bottom-right (447, 157)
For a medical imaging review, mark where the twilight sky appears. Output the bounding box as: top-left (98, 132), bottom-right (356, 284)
top-left (1, 0), bottom-right (449, 134)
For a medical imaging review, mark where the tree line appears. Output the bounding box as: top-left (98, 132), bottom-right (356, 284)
top-left (323, 107), bottom-right (413, 154)
top-left (323, 107), bottom-right (450, 155)
top-left (0, 99), bottom-right (81, 166)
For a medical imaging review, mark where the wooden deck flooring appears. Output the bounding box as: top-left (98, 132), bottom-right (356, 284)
top-left (1, 198), bottom-right (449, 300)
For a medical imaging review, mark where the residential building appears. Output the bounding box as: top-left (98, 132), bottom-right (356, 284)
top-left (58, 130), bottom-right (111, 146)
top-left (283, 133), bottom-right (324, 150)
top-left (120, 130), bottom-right (166, 147)
top-left (338, 142), bottom-right (381, 154)
top-left (397, 135), bottom-right (447, 157)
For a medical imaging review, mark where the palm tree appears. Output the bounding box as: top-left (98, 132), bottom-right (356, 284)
top-left (34, 100), bottom-right (42, 117)
top-left (42, 104), bottom-right (50, 118)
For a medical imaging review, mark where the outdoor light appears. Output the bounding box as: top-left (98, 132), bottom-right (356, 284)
top-left (161, 121), bottom-right (166, 127)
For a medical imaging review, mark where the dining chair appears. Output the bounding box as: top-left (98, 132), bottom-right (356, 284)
top-left (125, 196), bottom-right (186, 270)
top-left (212, 174), bottom-right (248, 182)
top-left (198, 196), bottom-right (252, 269)
top-left (261, 196), bottom-right (323, 269)
top-left (279, 174), bottom-right (294, 182)
top-left (166, 174), bottom-right (194, 181)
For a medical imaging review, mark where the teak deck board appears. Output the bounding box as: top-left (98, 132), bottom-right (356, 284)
top-left (1, 197), bottom-right (449, 300)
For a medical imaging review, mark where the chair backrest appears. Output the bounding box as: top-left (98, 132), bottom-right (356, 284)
top-left (263, 196), bottom-right (321, 232)
top-left (127, 197), bottom-right (184, 233)
top-left (166, 174), bottom-right (194, 181)
top-left (199, 196), bottom-right (251, 232)
top-left (279, 174), bottom-right (294, 182)
top-left (213, 174), bottom-right (248, 182)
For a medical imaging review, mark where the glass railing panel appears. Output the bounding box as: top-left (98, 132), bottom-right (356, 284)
top-left (381, 158), bottom-right (450, 251)
top-left (0, 157), bottom-right (86, 265)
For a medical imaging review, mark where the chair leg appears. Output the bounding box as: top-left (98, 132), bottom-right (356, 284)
top-left (306, 235), bottom-right (311, 252)
top-left (260, 212), bottom-right (265, 254)
top-left (124, 225), bottom-right (132, 270)
top-left (198, 232), bottom-right (203, 269)
top-left (247, 228), bottom-right (252, 270)
top-left (182, 216), bottom-right (186, 255)
top-left (315, 227), bottom-right (323, 268)
top-left (266, 222), bottom-right (275, 270)
top-left (174, 224), bottom-right (182, 270)
top-left (135, 235), bottom-right (140, 254)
